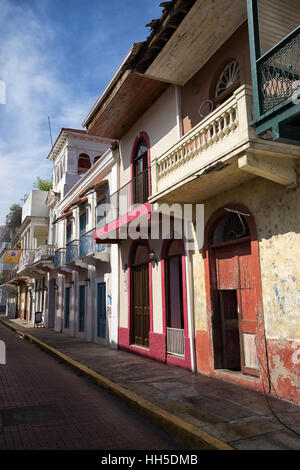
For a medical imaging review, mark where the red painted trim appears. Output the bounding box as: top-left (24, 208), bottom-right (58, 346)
top-left (93, 202), bottom-right (152, 240)
top-left (118, 330), bottom-right (166, 363)
top-left (160, 238), bottom-right (191, 370)
top-left (200, 204), bottom-right (268, 388)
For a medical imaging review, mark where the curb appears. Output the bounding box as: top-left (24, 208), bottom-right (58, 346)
top-left (1, 319), bottom-right (234, 451)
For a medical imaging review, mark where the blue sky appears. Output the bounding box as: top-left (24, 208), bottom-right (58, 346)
top-left (0, 0), bottom-right (163, 224)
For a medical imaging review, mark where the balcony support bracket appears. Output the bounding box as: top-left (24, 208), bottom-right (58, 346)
top-left (238, 152), bottom-right (297, 188)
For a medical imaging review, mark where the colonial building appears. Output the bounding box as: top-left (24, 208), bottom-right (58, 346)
top-left (16, 190), bottom-right (52, 323)
top-left (44, 128), bottom-right (119, 348)
top-left (82, 0), bottom-right (300, 404)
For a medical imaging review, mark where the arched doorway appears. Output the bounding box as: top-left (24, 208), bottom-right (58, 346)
top-left (130, 242), bottom-right (150, 347)
top-left (205, 206), bottom-right (262, 377)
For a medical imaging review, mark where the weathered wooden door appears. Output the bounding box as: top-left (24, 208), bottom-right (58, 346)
top-left (131, 263), bottom-right (149, 347)
top-left (214, 240), bottom-right (259, 374)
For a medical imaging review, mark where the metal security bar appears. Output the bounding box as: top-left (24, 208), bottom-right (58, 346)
top-left (258, 26), bottom-right (300, 114)
top-left (166, 327), bottom-right (185, 356)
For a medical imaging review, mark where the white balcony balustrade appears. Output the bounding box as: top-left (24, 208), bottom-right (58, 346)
top-left (34, 244), bottom-right (56, 264)
top-left (151, 85), bottom-right (254, 200)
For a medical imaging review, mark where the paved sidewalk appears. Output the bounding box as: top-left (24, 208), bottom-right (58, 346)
top-left (1, 316), bottom-right (300, 450)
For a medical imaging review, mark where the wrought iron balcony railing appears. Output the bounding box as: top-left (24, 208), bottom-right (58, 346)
top-left (257, 26), bottom-right (300, 116)
top-left (79, 229), bottom-right (105, 258)
top-left (54, 248), bottom-right (66, 268)
top-left (66, 240), bottom-right (79, 264)
top-left (96, 167), bottom-right (151, 228)
top-left (34, 244), bottom-right (56, 263)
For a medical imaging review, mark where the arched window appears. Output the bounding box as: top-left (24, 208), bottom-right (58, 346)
top-left (214, 60), bottom-right (240, 106)
top-left (78, 154), bottom-right (91, 175)
top-left (132, 137), bottom-right (149, 205)
top-left (212, 211), bottom-right (250, 245)
top-left (94, 155), bottom-right (101, 165)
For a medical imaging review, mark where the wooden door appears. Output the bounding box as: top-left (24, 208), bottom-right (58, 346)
top-left (214, 240), bottom-right (259, 375)
top-left (131, 263), bottom-right (149, 347)
top-left (237, 243), bottom-right (259, 375)
top-left (97, 282), bottom-right (106, 338)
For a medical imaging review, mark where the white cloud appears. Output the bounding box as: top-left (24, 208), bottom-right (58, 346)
top-left (0, 0), bottom-right (95, 224)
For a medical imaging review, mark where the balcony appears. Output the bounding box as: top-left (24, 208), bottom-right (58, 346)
top-left (33, 244), bottom-right (56, 271)
top-left (150, 84), bottom-right (299, 204)
top-left (18, 249), bottom-right (35, 274)
top-left (150, 85), bottom-right (256, 203)
top-left (79, 229), bottom-right (109, 264)
top-left (34, 244), bottom-right (56, 263)
top-left (54, 248), bottom-right (66, 268)
top-left (66, 240), bottom-right (79, 264)
top-left (247, 0), bottom-right (300, 144)
top-left (94, 168), bottom-right (152, 242)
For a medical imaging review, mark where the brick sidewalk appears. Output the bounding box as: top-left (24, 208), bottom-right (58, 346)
top-left (0, 321), bottom-right (184, 450)
top-left (2, 316), bottom-right (300, 450)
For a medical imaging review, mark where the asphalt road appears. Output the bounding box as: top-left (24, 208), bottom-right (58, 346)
top-left (0, 323), bottom-right (183, 450)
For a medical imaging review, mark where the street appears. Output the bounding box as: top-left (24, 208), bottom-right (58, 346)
top-left (0, 323), bottom-right (183, 450)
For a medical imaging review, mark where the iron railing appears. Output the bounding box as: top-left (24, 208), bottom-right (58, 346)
top-left (18, 249), bottom-right (35, 271)
top-left (66, 240), bottom-right (79, 264)
top-left (79, 229), bottom-right (105, 258)
top-left (166, 327), bottom-right (185, 356)
top-left (34, 244), bottom-right (56, 263)
top-left (96, 168), bottom-right (151, 227)
top-left (54, 248), bottom-right (66, 268)
top-left (257, 26), bottom-right (300, 115)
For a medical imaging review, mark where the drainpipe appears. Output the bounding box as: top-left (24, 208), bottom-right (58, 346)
top-left (185, 248), bottom-right (196, 373)
top-left (175, 85), bottom-right (183, 139)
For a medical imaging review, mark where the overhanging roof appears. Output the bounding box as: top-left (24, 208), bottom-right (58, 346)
top-left (143, 0), bottom-right (247, 85)
top-left (86, 72), bottom-right (168, 139)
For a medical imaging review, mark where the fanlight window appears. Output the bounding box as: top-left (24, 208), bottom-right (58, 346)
top-left (78, 154), bottom-right (91, 175)
top-left (212, 212), bottom-right (250, 245)
top-left (215, 61), bottom-right (240, 102)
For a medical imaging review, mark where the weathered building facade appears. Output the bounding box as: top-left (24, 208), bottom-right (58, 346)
top-left (3, 0), bottom-right (299, 406)
top-left (44, 129), bottom-right (119, 348)
top-left (83, 0), bottom-right (300, 403)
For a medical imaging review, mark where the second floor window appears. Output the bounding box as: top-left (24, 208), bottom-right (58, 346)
top-left (96, 196), bottom-right (107, 229)
top-left (66, 223), bottom-right (72, 244)
top-left (78, 154), bottom-right (91, 176)
top-left (79, 211), bottom-right (87, 236)
top-left (133, 138), bottom-right (149, 205)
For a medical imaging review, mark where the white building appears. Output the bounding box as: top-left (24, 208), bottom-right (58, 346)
top-left (44, 128), bottom-right (119, 348)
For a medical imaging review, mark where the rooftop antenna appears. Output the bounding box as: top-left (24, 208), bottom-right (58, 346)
top-left (48, 116), bottom-right (53, 148)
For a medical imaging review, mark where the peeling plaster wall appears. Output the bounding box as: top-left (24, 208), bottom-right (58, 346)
top-left (193, 165), bottom-right (300, 402)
